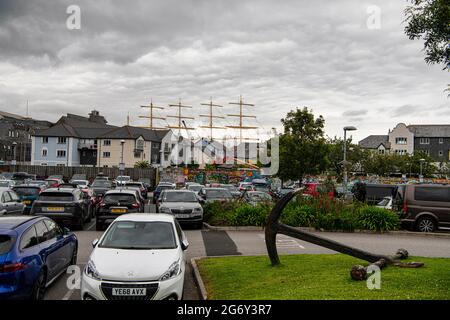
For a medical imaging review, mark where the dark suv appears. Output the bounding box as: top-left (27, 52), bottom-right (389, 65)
top-left (30, 188), bottom-right (92, 230)
top-left (394, 184), bottom-right (450, 232)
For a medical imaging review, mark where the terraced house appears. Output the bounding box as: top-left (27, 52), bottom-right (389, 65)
top-left (359, 123), bottom-right (450, 162)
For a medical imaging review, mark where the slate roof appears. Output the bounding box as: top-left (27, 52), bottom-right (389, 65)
top-left (97, 126), bottom-right (170, 142)
top-left (407, 125), bottom-right (450, 138)
top-left (358, 135), bottom-right (390, 149)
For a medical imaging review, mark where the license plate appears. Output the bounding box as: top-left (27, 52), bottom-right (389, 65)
top-left (23, 200), bottom-right (31, 205)
top-left (46, 207), bottom-right (64, 212)
top-left (112, 288), bottom-right (146, 296)
top-left (175, 214), bottom-right (190, 219)
top-left (111, 208), bottom-right (126, 213)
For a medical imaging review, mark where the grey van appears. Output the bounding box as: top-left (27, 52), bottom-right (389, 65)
top-left (395, 184), bottom-right (450, 232)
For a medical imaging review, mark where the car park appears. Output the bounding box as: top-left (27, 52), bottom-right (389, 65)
top-left (0, 215), bottom-right (78, 300)
top-left (303, 182), bottom-right (335, 199)
top-left (0, 180), bottom-right (16, 188)
top-left (26, 180), bottom-right (50, 188)
top-left (12, 185), bottom-right (45, 214)
top-left (0, 188), bottom-right (25, 216)
top-left (70, 174), bottom-right (87, 182)
top-left (376, 196), bottom-right (393, 210)
top-left (198, 187), bottom-right (233, 204)
top-left (219, 184), bottom-right (241, 198)
top-left (186, 184), bottom-right (203, 194)
top-left (96, 189), bottom-right (144, 231)
top-left (394, 184), bottom-right (450, 232)
top-left (45, 178), bottom-right (63, 188)
top-left (158, 190), bottom-right (203, 228)
top-left (123, 181), bottom-right (147, 199)
top-left (81, 213), bottom-right (188, 300)
top-left (91, 179), bottom-right (113, 198)
top-left (70, 180), bottom-right (90, 188)
top-left (238, 182), bottom-right (256, 192)
top-left (115, 175), bottom-right (131, 186)
top-left (30, 188), bottom-right (92, 230)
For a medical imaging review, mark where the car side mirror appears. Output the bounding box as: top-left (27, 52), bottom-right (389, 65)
top-left (92, 238), bottom-right (99, 248)
top-left (181, 239), bottom-right (189, 251)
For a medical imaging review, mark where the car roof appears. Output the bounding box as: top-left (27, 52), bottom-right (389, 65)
top-left (164, 189), bottom-right (194, 193)
top-left (114, 213), bottom-right (175, 223)
top-left (42, 187), bottom-right (77, 193)
top-left (0, 216), bottom-right (41, 230)
top-left (105, 189), bottom-right (137, 195)
top-left (204, 187), bottom-right (228, 190)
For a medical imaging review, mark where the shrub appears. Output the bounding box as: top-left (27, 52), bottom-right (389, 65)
top-left (357, 206), bottom-right (400, 232)
top-left (228, 203), bottom-right (271, 226)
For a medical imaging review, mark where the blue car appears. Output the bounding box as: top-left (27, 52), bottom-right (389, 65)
top-left (0, 216), bottom-right (78, 300)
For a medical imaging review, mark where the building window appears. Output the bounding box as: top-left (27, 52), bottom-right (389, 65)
top-left (439, 138), bottom-right (444, 144)
top-left (134, 151), bottom-right (141, 158)
top-left (41, 149), bottom-right (48, 157)
top-left (136, 140), bottom-right (144, 150)
top-left (56, 164), bottom-right (65, 167)
top-left (103, 151), bottom-right (111, 158)
top-left (42, 137), bottom-right (48, 144)
top-left (378, 149), bottom-right (385, 155)
top-left (103, 140), bottom-right (111, 146)
top-left (40, 163), bottom-right (47, 166)
top-left (56, 150), bottom-right (66, 158)
top-left (439, 150), bottom-right (444, 157)
top-left (395, 137), bottom-right (407, 145)
top-left (395, 150), bottom-right (407, 155)
top-left (57, 137), bottom-right (67, 144)
top-left (419, 138), bottom-right (430, 144)
top-left (423, 149), bottom-right (430, 156)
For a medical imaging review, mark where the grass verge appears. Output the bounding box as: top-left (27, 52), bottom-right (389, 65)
top-left (196, 254), bottom-right (450, 299)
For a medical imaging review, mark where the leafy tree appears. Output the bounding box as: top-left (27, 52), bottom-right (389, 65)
top-left (134, 160), bottom-right (150, 168)
top-left (327, 137), bottom-right (365, 180)
top-left (278, 107), bottom-right (330, 185)
top-left (404, 0), bottom-right (450, 69)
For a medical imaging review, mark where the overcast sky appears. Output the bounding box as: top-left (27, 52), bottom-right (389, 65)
top-left (0, 0), bottom-right (448, 142)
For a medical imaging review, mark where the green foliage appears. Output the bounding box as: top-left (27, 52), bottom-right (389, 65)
top-left (229, 204), bottom-right (272, 226)
top-left (404, 0), bottom-right (450, 69)
top-left (278, 107), bottom-right (330, 183)
top-left (134, 160), bottom-right (151, 168)
top-left (327, 137), bottom-right (365, 179)
top-left (357, 206), bottom-right (400, 232)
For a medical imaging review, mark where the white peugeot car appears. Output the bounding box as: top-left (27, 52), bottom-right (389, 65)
top-left (81, 213), bottom-right (188, 300)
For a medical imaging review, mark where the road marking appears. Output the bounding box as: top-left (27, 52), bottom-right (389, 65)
top-left (62, 289), bottom-right (75, 300)
top-left (258, 234), bottom-right (305, 249)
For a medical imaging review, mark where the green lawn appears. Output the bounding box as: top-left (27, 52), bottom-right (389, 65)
top-left (197, 254), bottom-right (450, 300)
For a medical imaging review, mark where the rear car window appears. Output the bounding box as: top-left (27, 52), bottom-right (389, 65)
top-left (39, 192), bottom-right (74, 201)
top-left (13, 188), bottom-right (40, 196)
top-left (0, 235), bottom-right (14, 255)
top-left (414, 187), bottom-right (450, 202)
top-left (104, 194), bottom-right (136, 203)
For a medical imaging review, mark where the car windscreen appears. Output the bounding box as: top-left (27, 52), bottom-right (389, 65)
top-left (92, 181), bottom-right (111, 187)
top-left (103, 194), bottom-right (136, 203)
top-left (39, 192), bottom-right (74, 201)
top-left (163, 192), bottom-right (197, 202)
top-left (156, 185), bottom-right (173, 192)
top-left (206, 189), bottom-right (232, 199)
top-left (99, 221), bottom-right (177, 250)
top-left (13, 187), bottom-right (40, 196)
top-left (188, 185), bottom-right (202, 192)
top-left (72, 180), bottom-right (87, 185)
top-left (0, 235), bottom-right (14, 255)
top-left (0, 181), bottom-right (10, 187)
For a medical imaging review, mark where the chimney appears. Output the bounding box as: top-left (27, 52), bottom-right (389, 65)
top-left (88, 109), bottom-right (107, 125)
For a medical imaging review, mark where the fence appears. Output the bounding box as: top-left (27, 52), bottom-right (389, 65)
top-left (0, 165), bottom-right (156, 186)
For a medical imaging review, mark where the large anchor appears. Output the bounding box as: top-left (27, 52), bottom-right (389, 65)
top-left (265, 189), bottom-right (423, 280)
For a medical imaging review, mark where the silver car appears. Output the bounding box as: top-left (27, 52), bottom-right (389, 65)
top-left (158, 190), bottom-right (203, 229)
top-left (0, 188), bottom-right (25, 215)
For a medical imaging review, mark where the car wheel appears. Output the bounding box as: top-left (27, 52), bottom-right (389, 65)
top-left (416, 216), bottom-right (437, 233)
top-left (95, 221), bottom-right (103, 231)
top-left (31, 270), bottom-right (46, 300)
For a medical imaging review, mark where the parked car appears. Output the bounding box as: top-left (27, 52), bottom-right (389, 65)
top-left (26, 180), bottom-right (50, 188)
top-left (251, 179), bottom-right (270, 192)
top-left (238, 182), bottom-right (256, 192)
top-left (152, 183), bottom-right (176, 204)
top-left (158, 190), bottom-right (203, 228)
top-left (138, 178), bottom-right (152, 192)
top-left (115, 175), bottom-right (131, 185)
top-left (394, 184), bottom-right (450, 232)
top-left (0, 188), bottom-right (25, 216)
top-left (186, 184), bottom-right (203, 194)
top-left (12, 185), bottom-right (45, 214)
top-left (96, 189), bottom-right (144, 231)
top-left (47, 175), bottom-right (64, 181)
top-left (45, 178), bottom-right (63, 188)
top-left (0, 180), bottom-right (16, 189)
top-left (91, 179), bottom-right (113, 198)
top-left (303, 183), bottom-right (335, 199)
top-left (30, 188), bottom-right (92, 230)
top-left (243, 191), bottom-right (273, 206)
top-left (0, 216), bottom-right (78, 300)
top-left (219, 184), bottom-right (241, 198)
top-left (364, 184), bottom-right (398, 205)
top-left (123, 182), bottom-right (147, 199)
top-left (198, 187), bottom-right (233, 204)
top-left (70, 174), bottom-right (87, 182)
top-left (70, 180), bottom-right (90, 188)
top-left (376, 196), bottom-right (393, 210)
top-left (81, 214), bottom-right (188, 300)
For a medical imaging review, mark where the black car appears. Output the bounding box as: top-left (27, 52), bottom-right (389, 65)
top-left (152, 183), bottom-right (175, 204)
top-left (90, 179), bottom-right (113, 198)
top-left (30, 188), bottom-right (92, 230)
top-left (12, 185), bottom-right (45, 214)
top-left (96, 189), bottom-right (144, 231)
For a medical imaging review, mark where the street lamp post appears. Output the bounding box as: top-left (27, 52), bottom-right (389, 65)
top-left (419, 158), bottom-right (425, 182)
top-left (343, 126), bottom-right (357, 200)
top-left (120, 140), bottom-right (125, 177)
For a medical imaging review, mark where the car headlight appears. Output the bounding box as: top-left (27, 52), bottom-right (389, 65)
top-left (193, 207), bottom-right (203, 215)
top-left (159, 207), bottom-right (171, 213)
top-left (159, 259), bottom-right (181, 281)
top-left (85, 260), bottom-right (101, 280)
